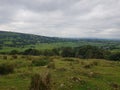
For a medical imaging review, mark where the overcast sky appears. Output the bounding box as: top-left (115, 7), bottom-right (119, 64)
top-left (0, 0), bottom-right (120, 39)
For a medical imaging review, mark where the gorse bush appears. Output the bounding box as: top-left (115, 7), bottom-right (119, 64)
top-left (0, 63), bottom-right (14, 75)
top-left (32, 59), bottom-right (50, 66)
top-left (29, 72), bottom-right (51, 90)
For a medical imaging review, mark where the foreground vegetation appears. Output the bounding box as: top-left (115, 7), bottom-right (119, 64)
top-left (0, 55), bottom-right (120, 90)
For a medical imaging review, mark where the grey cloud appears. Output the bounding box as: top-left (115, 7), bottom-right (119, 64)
top-left (0, 0), bottom-right (120, 39)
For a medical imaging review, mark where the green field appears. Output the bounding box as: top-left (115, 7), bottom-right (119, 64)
top-left (0, 55), bottom-right (120, 90)
top-left (1, 41), bottom-right (120, 53)
top-left (0, 31), bottom-right (120, 54)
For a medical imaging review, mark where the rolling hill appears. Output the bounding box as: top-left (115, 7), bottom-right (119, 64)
top-left (0, 31), bottom-right (120, 53)
top-left (0, 31), bottom-right (69, 48)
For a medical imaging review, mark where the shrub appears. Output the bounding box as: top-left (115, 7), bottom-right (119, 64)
top-left (80, 61), bottom-right (85, 65)
top-left (57, 68), bottom-right (67, 72)
top-left (110, 82), bottom-right (119, 90)
top-left (12, 55), bottom-right (18, 59)
top-left (32, 59), bottom-right (50, 66)
top-left (87, 72), bottom-right (100, 78)
top-left (29, 72), bottom-right (51, 90)
top-left (92, 61), bottom-right (98, 66)
top-left (43, 72), bottom-right (51, 90)
top-left (83, 61), bottom-right (98, 69)
top-left (26, 56), bottom-right (33, 60)
top-left (3, 56), bottom-right (7, 60)
top-left (47, 62), bottom-right (55, 69)
top-left (83, 63), bottom-right (92, 69)
top-left (29, 74), bottom-right (45, 90)
top-left (21, 55), bottom-right (26, 59)
top-left (62, 58), bottom-right (74, 61)
top-left (0, 63), bottom-right (14, 75)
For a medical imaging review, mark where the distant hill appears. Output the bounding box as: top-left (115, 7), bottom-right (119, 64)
top-left (0, 31), bottom-right (120, 51)
top-left (0, 31), bottom-right (69, 48)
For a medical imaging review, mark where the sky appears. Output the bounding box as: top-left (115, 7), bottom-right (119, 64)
top-left (0, 0), bottom-right (120, 39)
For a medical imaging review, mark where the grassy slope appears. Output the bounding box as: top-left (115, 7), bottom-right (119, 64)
top-left (0, 55), bottom-right (120, 90)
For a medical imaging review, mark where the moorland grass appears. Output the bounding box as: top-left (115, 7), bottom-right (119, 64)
top-left (0, 55), bottom-right (120, 90)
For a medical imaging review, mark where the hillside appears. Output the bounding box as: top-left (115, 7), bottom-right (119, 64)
top-left (0, 31), bottom-right (68, 48)
top-left (0, 31), bottom-right (120, 53)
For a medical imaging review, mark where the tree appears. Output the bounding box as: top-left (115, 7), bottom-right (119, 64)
top-left (10, 50), bottom-right (19, 55)
top-left (23, 49), bottom-right (40, 55)
top-left (60, 47), bottom-right (75, 57)
top-left (75, 45), bottom-right (105, 59)
top-left (107, 52), bottom-right (120, 61)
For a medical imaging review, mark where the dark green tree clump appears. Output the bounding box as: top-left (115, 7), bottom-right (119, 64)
top-left (23, 49), bottom-right (41, 55)
top-left (75, 45), bottom-right (105, 59)
top-left (9, 50), bottom-right (19, 55)
top-left (107, 52), bottom-right (120, 61)
top-left (60, 47), bottom-right (75, 57)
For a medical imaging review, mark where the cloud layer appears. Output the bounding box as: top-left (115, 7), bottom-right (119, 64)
top-left (0, 0), bottom-right (120, 39)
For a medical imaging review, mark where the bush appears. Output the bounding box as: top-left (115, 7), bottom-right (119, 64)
top-left (83, 63), bottom-right (93, 69)
top-left (29, 74), bottom-right (45, 90)
top-left (47, 62), bottom-right (55, 69)
top-left (32, 59), bottom-right (50, 66)
top-left (21, 55), bottom-right (26, 59)
top-left (62, 58), bottom-right (74, 61)
top-left (83, 64), bottom-right (91, 68)
top-left (3, 56), bottom-right (7, 60)
top-left (83, 61), bottom-right (98, 69)
top-left (92, 61), bottom-right (98, 66)
top-left (12, 55), bottom-right (18, 59)
top-left (57, 67), bottom-right (67, 72)
top-left (29, 72), bottom-right (51, 90)
top-left (0, 63), bottom-right (14, 75)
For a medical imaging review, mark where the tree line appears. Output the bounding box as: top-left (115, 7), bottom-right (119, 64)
top-left (1, 45), bottom-right (120, 61)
